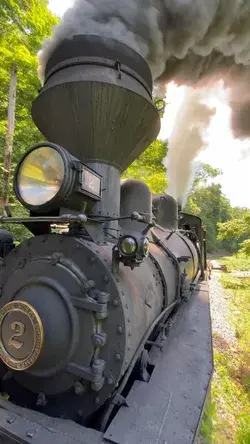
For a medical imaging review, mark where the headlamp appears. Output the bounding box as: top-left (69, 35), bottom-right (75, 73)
top-left (119, 236), bottom-right (137, 256)
top-left (143, 238), bottom-right (150, 257)
top-left (14, 142), bottom-right (102, 213)
top-left (117, 235), bottom-right (150, 268)
top-left (16, 145), bottom-right (64, 206)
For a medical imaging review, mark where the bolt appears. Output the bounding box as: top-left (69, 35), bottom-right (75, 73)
top-left (95, 338), bottom-right (102, 346)
top-left (88, 280), bottom-right (95, 288)
top-left (93, 333), bottom-right (107, 347)
top-left (92, 359), bottom-right (105, 374)
top-left (97, 292), bottom-right (110, 304)
top-left (74, 381), bottom-right (86, 396)
top-left (90, 256), bottom-right (96, 264)
top-left (17, 258), bottom-right (26, 269)
top-left (51, 253), bottom-right (60, 265)
top-left (117, 326), bottom-right (123, 335)
top-left (26, 430), bottom-right (36, 438)
top-left (115, 353), bottom-right (122, 361)
top-left (95, 311), bottom-right (108, 320)
top-left (36, 392), bottom-right (47, 407)
top-left (103, 275), bottom-right (109, 283)
top-left (113, 299), bottom-right (119, 307)
top-left (107, 376), bottom-right (114, 385)
top-left (83, 280), bottom-right (95, 291)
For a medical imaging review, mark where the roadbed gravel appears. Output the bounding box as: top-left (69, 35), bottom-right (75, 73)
top-left (208, 271), bottom-right (237, 346)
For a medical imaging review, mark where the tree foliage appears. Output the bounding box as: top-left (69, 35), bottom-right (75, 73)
top-left (0, 0), bottom-right (58, 240)
top-left (184, 164), bottom-right (232, 251)
top-left (239, 239), bottom-right (250, 257)
top-left (193, 163), bottom-right (222, 187)
top-left (122, 95), bottom-right (167, 194)
top-left (122, 139), bottom-right (167, 194)
top-left (0, 1), bottom-right (58, 161)
top-left (217, 209), bottom-right (250, 253)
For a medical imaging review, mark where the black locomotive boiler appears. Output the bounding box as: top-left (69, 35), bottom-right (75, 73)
top-left (0, 35), bottom-right (213, 444)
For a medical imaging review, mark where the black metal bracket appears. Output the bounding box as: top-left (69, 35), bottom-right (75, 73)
top-left (67, 359), bottom-right (106, 392)
top-left (115, 60), bottom-right (122, 79)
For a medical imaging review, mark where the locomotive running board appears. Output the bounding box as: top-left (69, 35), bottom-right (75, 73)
top-left (0, 281), bottom-right (213, 444)
top-left (104, 281), bottom-right (213, 444)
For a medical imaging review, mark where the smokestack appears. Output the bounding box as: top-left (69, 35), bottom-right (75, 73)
top-left (32, 35), bottom-right (160, 172)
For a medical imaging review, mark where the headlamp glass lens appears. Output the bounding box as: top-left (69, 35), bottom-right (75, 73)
top-left (143, 238), bottom-right (150, 256)
top-left (120, 237), bottom-right (137, 256)
top-left (17, 147), bottom-right (64, 206)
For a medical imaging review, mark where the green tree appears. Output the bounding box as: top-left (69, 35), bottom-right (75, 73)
top-left (184, 164), bottom-right (232, 252)
top-left (0, 0), bottom-right (58, 161)
top-left (122, 139), bottom-right (167, 194)
top-left (217, 209), bottom-right (250, 254)
top-left (122, 94), bottom-right (167, 194)
top-left (239, 239), bottom-right (250, 257)
top-left (193, 163), bottom-right (222, 187)
top-left (0, 0), bottom-right (58, 240)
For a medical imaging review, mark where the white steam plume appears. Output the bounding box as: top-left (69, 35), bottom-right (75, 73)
top-left (165, 88), bottom-right (216, 207)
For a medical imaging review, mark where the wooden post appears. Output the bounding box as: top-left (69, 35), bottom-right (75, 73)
top-left (1, 64), bottom-right (17, 207)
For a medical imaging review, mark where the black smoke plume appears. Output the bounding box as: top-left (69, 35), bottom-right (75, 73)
top-left (39, 0), bottom-right (250, 139)
top-left (39, 0), bottom-right (250, 203)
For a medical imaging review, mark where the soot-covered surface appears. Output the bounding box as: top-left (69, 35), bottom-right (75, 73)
top-left (104, 281), bottom-right (213, 444)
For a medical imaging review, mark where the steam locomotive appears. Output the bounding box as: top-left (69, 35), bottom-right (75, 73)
top-left (0, 35), bottom-right (212, 443)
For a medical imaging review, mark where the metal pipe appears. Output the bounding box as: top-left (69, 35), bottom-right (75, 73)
top-left (0, 214), bottom-right (87, 224)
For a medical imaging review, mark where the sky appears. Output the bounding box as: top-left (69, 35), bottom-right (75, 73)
top-left (48, 0), bottom-right (250, 209)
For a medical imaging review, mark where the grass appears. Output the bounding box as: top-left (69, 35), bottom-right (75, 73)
top-left (219, 254), bottom-right (250, 272)
top-left (199, 256), bottom-right (250, 443)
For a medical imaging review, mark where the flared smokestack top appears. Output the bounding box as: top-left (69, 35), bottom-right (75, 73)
top-left (32, 35), bottom-right (160, 172)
